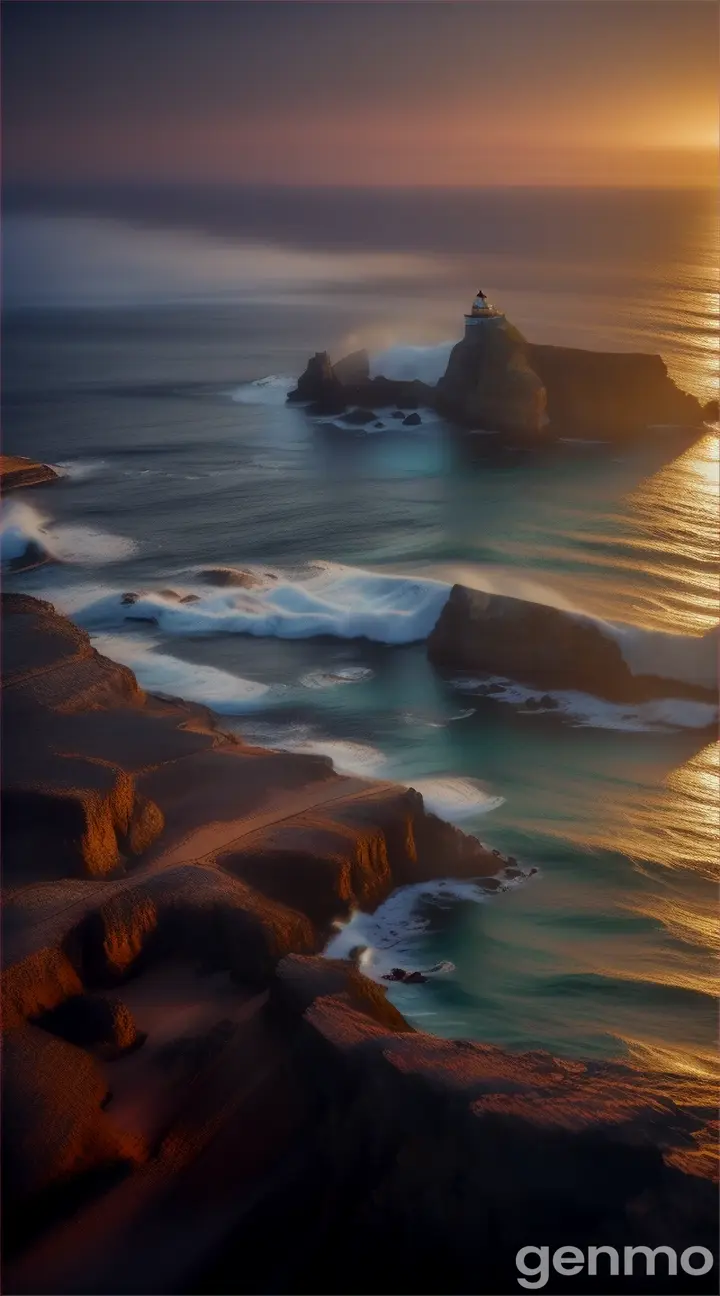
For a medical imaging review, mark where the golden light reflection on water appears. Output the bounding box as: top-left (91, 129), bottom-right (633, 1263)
top-left (625, 433), bottom-right (720, 632)
top-left (597, 745), bottom-right (719, 1064)
top-left (596, 743), bottom-right (720, 879)
top-left (531, 744), bottom-right (720, 1063)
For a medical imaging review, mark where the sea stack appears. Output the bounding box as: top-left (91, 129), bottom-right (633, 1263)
top-left (435, 289), bottom-right (548, 434)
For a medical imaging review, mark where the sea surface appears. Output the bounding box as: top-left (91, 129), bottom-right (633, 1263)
top-left (3, 185), bottom-right (718, 1085)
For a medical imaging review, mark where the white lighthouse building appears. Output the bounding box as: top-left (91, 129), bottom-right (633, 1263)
top-left (464, 288), bottom-right (505, 335)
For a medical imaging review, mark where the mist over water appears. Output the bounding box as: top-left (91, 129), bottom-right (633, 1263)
top-left (3, 185), bottom-right (718, 1087)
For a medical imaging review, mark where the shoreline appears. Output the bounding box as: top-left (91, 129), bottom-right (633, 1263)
top-left (3, 592), bottom-right (717, 1293)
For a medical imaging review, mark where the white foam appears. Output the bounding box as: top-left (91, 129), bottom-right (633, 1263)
top-left (325, 877), bottom-right (489, 981)
top-left (0, 501), bottom-right (44, 562)
top-left (70, 563), bottom-right (452, 645)
top-left (287, 738), bottom-right (387, 778)
top-left (90, 633), bottom-right (271, 711)
top-left (450, 675), bottom-right (717, 732)
top-left (369, 341), bottom-right (455, 386)
top-left (408, 777), bottom-right (505, 821)
top-left (612, 622), bottom-right (719, 692)
top-left (230, 376), bottom-right (296, 406)
top-left (0, 501), bottom-right (134, 566)
top-left (299, 665), bottom-right (375, 689)
top-left (53, 459), bottom-right (107, 481)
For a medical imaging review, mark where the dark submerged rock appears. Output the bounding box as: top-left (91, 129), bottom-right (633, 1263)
top-left (343, 407), bottom-right (378, 425)
top-left (5, 539), bottom-right (51, 574)
top-left (402, 412), bottom-right (422, 426)
top-left (198, 567), bottom-right (264, 588)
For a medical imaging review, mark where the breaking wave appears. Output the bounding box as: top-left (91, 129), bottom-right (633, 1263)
top-left (408, 777), bottom-right (505, 820)
top-left (325, 867), bottom-right (536, 985)
top-left (53, 459), bottom-right (107, 482)
top-left (230, 375), bottom-right (296, 405)
top-left (68, 563), bottom-right (452, 645)
top-left (0, 501), bottom-right (135, 566)
top-left (90, 634), bottom-right (271, 712)
top-left (369, 341), bottom-right (455, 386)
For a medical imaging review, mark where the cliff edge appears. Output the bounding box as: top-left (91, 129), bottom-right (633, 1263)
top-left (3, 595), bottom-right (717, 1294)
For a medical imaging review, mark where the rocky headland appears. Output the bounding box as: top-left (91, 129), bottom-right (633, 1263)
top-left (289, 318), bottom-right (710, 438)
top-left (0, 457), bottom-right (61, 574)
top-left (0, 455), bottom-right (59, 493)
top-left (2, 593), bottom-right (718, 1294)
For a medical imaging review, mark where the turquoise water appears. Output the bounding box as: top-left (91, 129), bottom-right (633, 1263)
top-left (3, 187), bottom-right (718, 1085)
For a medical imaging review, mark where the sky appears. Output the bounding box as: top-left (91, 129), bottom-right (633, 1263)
top-left (2, 0), bottom-right (718, 189)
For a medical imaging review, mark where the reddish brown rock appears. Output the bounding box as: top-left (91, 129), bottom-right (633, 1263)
top-left (0, 455), bottom-right (59, 492)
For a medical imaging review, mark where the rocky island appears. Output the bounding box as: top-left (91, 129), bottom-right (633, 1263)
top-left (289, 289), bottom-right (712, 437)
top-left (3, 593), bottom-right (717, 1295)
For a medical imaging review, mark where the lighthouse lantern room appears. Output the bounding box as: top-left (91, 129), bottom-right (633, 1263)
top-left (464, 288), bottom-right (505, 334)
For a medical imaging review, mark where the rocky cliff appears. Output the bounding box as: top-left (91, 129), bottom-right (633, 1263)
top-left (3, 595), bottom-right (717, 1294)
top-left (435, 318), bottom-right (547, 433)
top-left (289, 324), bottom-right (706, 438)
top-left (527, 343), bottom-right (705, 433)
top-left (427, 585), bottom-right (718, 703)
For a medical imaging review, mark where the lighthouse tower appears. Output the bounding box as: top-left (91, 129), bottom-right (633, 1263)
top-left (464, 288), bottom-right (505, 336)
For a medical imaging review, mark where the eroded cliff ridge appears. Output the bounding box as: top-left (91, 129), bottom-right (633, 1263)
top-left (2, 596), bottom-right (717, 1295)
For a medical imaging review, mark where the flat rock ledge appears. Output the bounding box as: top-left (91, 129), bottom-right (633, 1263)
top-left (3, 594), bottom-right (717, 1295)
top-left (0, 455), bottom-right (59, 492)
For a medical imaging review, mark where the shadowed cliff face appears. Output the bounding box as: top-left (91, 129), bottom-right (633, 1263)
top-left (527, 344), bottom-right (705, 432)
top-left (427, 585), bottom-right (717, 703)
top-left (435, 319), bottom-right (547, 433)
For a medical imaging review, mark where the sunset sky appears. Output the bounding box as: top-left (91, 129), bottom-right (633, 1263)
top-left (3, 0), bottom-right (718, 189)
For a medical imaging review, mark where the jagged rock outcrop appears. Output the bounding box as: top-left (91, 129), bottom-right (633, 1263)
top-left (7, 951), bottom-right (716, 1294)
top-left (427, 585), bottom-right (717, 703)
top-left (288, 349), bottom-right (434, 417)
top-left (0, 455), bottom-right (59, 492)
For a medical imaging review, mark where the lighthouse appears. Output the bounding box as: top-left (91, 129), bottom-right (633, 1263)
top-left (464, 288), bottom-right (505, 336)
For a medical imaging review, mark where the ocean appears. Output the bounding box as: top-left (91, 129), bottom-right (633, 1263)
top-left (2, 185), bottom-right (718, 1085)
